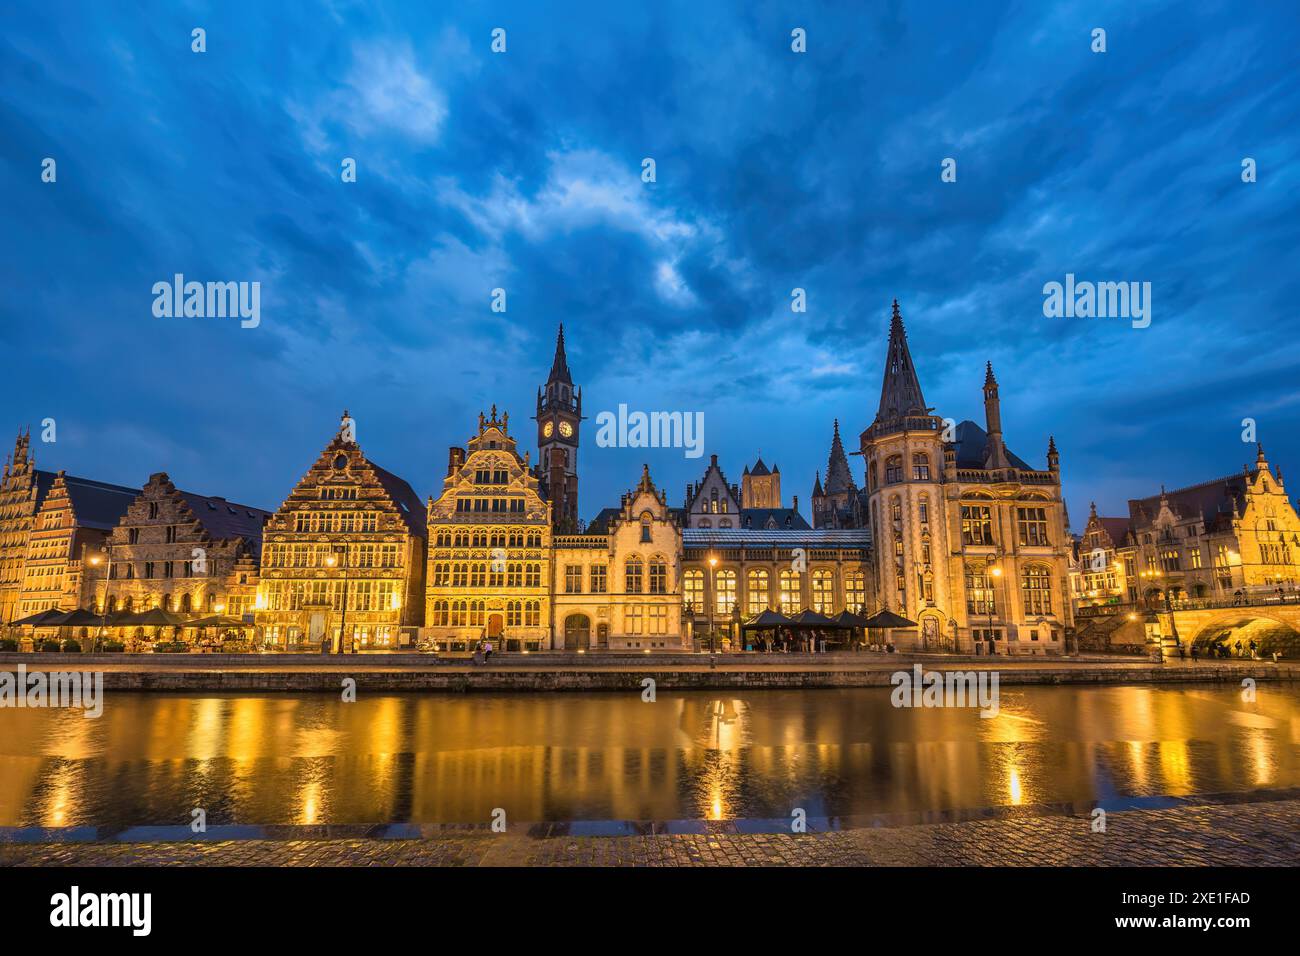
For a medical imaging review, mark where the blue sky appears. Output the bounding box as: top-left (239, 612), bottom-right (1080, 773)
top-left (2, 0), bottom-right (1297, 526)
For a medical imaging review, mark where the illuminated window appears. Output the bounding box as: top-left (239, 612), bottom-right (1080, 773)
top-left (715, 570), bottom-right (736, 616)
top-left (779, 569), bottom-right (800, 613)
top-left (683, 569), bottom-right (704, 611)
top-left (1021, 565), bottom-right (1053, 615)
top-left (626, 556), bottom-right (643, 594)
top-left (812, 569), bottom-right (834, 613)
top-left (747, 569), bottom-right (769, 615)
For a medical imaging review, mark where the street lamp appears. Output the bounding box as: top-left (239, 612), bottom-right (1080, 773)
top-left (707, 555), bottom-right (718, 654)
top-left (980, 563), bottom-right (1003, 655)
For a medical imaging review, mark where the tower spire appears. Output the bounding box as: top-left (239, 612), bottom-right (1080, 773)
top-left (982, 362), bottom-right (1011, 470)
top-left (874, 300), bottom-right (928, 424)
top-left (824, 419), bottom-right (857, 496)
top-left (548, 323), bottom-right (572, 385)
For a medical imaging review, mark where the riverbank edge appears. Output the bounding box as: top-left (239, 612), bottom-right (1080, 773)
top-left (4, 786), bottom-right (1297, 845)
top-left (1, 653), bottom-right (1294, 691)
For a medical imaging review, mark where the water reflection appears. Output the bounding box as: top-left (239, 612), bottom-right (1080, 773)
top-left (0, 685), bottom-right (1296, 828)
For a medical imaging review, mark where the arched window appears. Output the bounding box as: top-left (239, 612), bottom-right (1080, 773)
top-left (181, 593), bottom-right (192, 613)
top-left (699, 518), bottom-right (711, 528)
top-left (885, 455), bottom-right (903, 484)
top-left (640, 511), bottom-right (653, 543)
top-left (747, 569), bottom-right (769, 615)
top-left (1021, 566), bottom-right (1053, 615)
top-left (811, 569), bottom-right (834, 613)
top-left (648, 556), bottom-right (668, 594)
top-left (715, 569), bottom-right (736, 616)
top-left (779, 569), bottom-right (800, 613)
top-left (683, 569), bottom-right (704, 611)
top-left (868, 460), bottom-right (878, 491)
top-left (625, 556), bottom-right (644, 594)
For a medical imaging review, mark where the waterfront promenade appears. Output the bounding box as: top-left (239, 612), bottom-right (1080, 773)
top-left (4, 792), bottom-right (1297, 867)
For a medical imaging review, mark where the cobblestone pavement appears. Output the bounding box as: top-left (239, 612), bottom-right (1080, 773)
top-left (4, 799), bottom-right (1298, 867)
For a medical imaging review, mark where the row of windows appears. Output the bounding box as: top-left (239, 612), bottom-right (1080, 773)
top-left (959, 505), bottom-right (1051, 546)
top-left (681, 568), bottom-right (868, 616)
top-left (964, 565), bottom-right (1054, 616)
top-left (430, 563), bottom-right (545, 588)
top-left (263, 543), bottom-right (401, 569)
top-left (430, 599), bottom-right (541, 627)
top-left (292, 511), bottom-right (380, 533)
top-left (454, 498), bottom-right (527, 513)
top-left (869, 453), bottom-right (932, 490)
top-left (432, 530), bottom-right (544, 548)
top-left (260, 579), bottom-right (400, 612)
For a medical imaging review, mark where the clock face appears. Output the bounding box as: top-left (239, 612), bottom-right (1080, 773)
top-left (543, 422), bottom-right (554, 438)
top-left (559, 421), bottom-right (573, 438)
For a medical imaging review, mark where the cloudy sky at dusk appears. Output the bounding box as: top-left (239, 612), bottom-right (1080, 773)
top-left (2, 0), bottom-right (1297, 525)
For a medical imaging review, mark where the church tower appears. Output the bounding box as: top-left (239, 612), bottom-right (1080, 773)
top-left (535, 324), bottom-right (582, 532)
top-left (861, 301), bottom-right (951, 635)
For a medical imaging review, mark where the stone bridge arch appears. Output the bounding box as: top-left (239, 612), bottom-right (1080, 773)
top-left (1176, 606), bottom-right (1300, 657)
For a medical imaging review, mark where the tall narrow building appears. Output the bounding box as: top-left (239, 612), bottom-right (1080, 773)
top-left (858, 300), bottom-right (1072, 654)
top-left (0, 430), bottom-right (55, 625)
top-left (535, 324), bottom-right (582, 532)
top-left (861, 301), bottom-right (950, 635)
top-left (255, 412), bottom-right (427, 651)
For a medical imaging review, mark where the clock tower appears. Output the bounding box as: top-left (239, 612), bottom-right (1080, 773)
top-left (536, 323), bottom-right (582, 531)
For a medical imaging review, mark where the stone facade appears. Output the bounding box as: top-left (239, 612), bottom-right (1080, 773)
top-left (425, 407), bottom-right (551, 651)
top-left (0, 431), bottom-right (53, 625)
top-left (681, 529), bottom-right (872, 648)
top-left (99, 472), bottom-right (270, 620)
top-left (15, 470), bottom-right (137, 619)
top-left (812, 301), bottom-right (1073, 655)
top-left (256, 413), bottom-right (427, 651)
top-left (553, 466), bottom-right (687, 651)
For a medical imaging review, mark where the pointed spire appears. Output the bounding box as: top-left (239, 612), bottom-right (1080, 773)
top-left (874, 300), bottom-right (928, 424)
top-left (548, 323), bottom-right (572, 385)
top-left (812, 470), bottom-right (824, 498)
top-left (824, 419), bottom-right (858, 496)
top-left (1089, 501), bottom-right (1098, 519)
top-left (1256, 442), bottom-right (1269, 469)
top-left (984, 361), bottom-right (997, 387)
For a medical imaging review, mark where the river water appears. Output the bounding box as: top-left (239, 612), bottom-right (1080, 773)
top-left (1, 684), bottom-right (1297, 828)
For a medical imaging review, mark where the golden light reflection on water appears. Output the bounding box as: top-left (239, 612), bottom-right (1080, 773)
top-left (1, 684), bottom-right (1297, 827)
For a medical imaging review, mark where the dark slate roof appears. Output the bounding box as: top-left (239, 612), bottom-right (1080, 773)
top-left (63, 475), bottom-right (140, 530)
top-left (584, 507), bottom-right (622, 536)
top-left (748, 458), bottom-right (771, 477)
top-left (1128, 474), bottom-right (1249, 529)
top-left (370, 461), bottom-right (428, 537)
top-left (740, 508), bottom-right (810, 530)
top-left (180, 492), bottom-right (273, 546)
top-left (951, 420), bottom-right (1034, 471)
top-left (1097, 517), bottom-right (1132, 548)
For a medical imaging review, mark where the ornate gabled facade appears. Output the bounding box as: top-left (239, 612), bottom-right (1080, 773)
top-left (0, 430), bottom-right (56, 625)
top-left (684, 455), bottom-right (742, 528)
top-left (1124, 445), bottom-right (1300, 603)
top-left (535, 324), bottom-right (582, 532)
top-left (853, 300), bottom-right (1072, 654)
top-left (256, 413), bottom-right (427, 651)
top-left (16, 470), bottom-right (139, 619)
top-left (99, 472), bottom-right (271, 622)
top-left (426, 406), bottom-right (551, 651)
top-left (553, 465), bottom-right (686, 651)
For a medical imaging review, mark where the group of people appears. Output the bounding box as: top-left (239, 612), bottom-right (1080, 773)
top-left (1176, 638), bottom-right (1272, 661)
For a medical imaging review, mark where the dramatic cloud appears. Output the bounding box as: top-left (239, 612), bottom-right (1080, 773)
top-left (1, 0), bottom-right (1297, 526)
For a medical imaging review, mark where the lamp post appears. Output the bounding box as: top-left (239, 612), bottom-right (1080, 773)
top-left (707, 555), bottom-right (718, 654)
top-left (987, 563), bottom-right (1003, 655)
